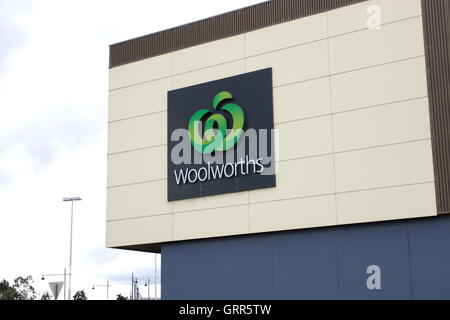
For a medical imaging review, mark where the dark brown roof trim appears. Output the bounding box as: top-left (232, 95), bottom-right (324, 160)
top-left (109, 0), bottom-right (367, 69)
top-left (422, 0), bottom-right (450, 215)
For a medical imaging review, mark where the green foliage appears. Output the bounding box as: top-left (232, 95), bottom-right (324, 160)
top-left (116, 293), bottom-right (128, 300)
top-left (73, 290), bottom-right (87, 300)
top-left (41, 292), bottom-right (52, 300)
top-left (14, 276), bottom-right (37, 300)
top-left (0, 276), bottom-right (36, 300)
top-left (0, 280), bottom-right (20, 300)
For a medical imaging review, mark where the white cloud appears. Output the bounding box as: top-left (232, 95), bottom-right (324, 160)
top-left (0, 0), bottom-right (267, 300)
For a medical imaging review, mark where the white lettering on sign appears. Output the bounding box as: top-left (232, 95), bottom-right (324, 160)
top-left (174, 156), bottom-right (264, 185)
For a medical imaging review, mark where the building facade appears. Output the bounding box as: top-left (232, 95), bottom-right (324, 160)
top-left (107, 0), bottom-right (450, 299)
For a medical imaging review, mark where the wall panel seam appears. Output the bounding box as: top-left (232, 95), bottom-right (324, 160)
top-left (109, 75), bottom-right (172, 92)
top-left (274, 95), bottom-right (429, 127)
top-left (110, 53), bottom-right (425, 95)
top-left (107, 178), bottom-right (167, 189)
top-left (107, 181), bottom-right (436, 223)
top-left (109, 0), bottom-right (371, 68)
top-left (327, 14), bottom-right (423, 39)
top-left (108, 109), bottom-right (167, 124)
top-left (326, 10), bottom-right (340, 228)
top-left (108, 139), bottom-right (433, 190)
top-left (108, 144), bottom-right (167, 156)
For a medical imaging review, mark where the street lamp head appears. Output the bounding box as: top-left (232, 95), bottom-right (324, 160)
top-left (41, 276), bottom-right (45, 280)
top-left (63, 197), bottom-right (82, 202)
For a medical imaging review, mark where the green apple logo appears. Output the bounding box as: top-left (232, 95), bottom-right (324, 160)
top-left (188, 91), bottom-right (245, 154)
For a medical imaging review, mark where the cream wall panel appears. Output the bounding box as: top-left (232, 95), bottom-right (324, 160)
top-left (173, 191), bottom-right (248, 214)
top-left (108, 112), bottom-right (166, 154)
top-left (106, 0), bottom-right (435, 248)
top-left (329, 17), bottom-right (425, 74)
top-left (107, 180), bottom-right (171, 221)
top-left (331, 57), bottom-right (428, 113)
top-left (337, 183), bottom-right (436, 225)
top-left (173, 60), bottom-right (246, 89)
top-left (245, 13), bottom-right (327, 56)
top-left (108, 77), bottom-right (172, 122)
top-left (173, 205), bottom-right (249, 241)
top-left (277, 116), bottom-right (333, 161)
top-left (106, 215), bottom-right (173, 247)
top-left (249, 155), bottom-right (335, 204)
top-left (273, 77), bottom-right (331, 124)
top-left (249, 195), bottom-right (337, 233)
top-left (109, 53), bottom-right (172, 90)
top-left (246, 40), bottom-right (329, 87)
top-left (333, 97), bottom-right (431, 152)
top-left (107, 145), bottom-right (166, 187)
top-left (335, 140), bottom-right (434, 193)
top-left (327, 0), bottom-right (422, 37)
top-left (173, 35), bottom-right (245, 74)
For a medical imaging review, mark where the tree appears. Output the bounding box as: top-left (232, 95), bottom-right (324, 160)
top-left (0, 276), bottom-right (36, 300)
top-left (73, 290), bottom-right (87, 300)
top-left (41, 292), bottom-right (52, 300)
top-left (116, 294), bottom-right (128, 300)
top-left (13, 276), bottom-right (36, 300)
top-left (0, 280), bottom-right (19, 300)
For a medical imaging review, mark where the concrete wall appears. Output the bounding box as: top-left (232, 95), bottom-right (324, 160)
top-left (162, 215), bottom-right (450, 300)
top-left (106, 0), bottom-right (436, 249)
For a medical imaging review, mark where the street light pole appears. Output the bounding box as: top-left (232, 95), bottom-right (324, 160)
top-left (144, 278), bottom-right (151, 300)
top-left (64, 268), bottom-right (66, 300)
top-left (92, 281), bottom-right (111, 300)
top-left (69, 200), bottom-right (73, 300)
top-left (41, 270), bottom-right (69, 300)
top-left (63, 197), bottom-right (81, 301)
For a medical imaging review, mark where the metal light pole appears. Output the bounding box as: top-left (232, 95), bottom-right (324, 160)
top-left (63, 197), bottom-right (81, 300)
top-left (64, 268), bottom-right (66, 300)
top-left (41, 268), bottom-right (68, 300)
top-left (92, 280), bottom-right (111, 300)
top-left (154, 254), bottom-right (157, 299)
top-left (131, 273), bottom-right (134, 300)
top-left (144, 278), bottom-right (151, 300)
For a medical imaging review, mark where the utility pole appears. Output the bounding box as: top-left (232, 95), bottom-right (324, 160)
top-left (155, 253), bottom-right (157, 299)
top-left (92, 280), bottom-right (111, 300)
top-left (131, 273), bottom-right (134, 300)
top-left (63, 197), bottom-right (81, 300)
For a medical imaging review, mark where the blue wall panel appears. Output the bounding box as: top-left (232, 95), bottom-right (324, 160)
top-left (212, 235), bottom-right (273, 300)
top-left (408, 217), bottom-right (450, 299)
top-left (162, 239), bottom-right (216, 299)
top-left (336, 222), bottom-right (412, 300)
top-left (272, 229), bottom-right (339, 299)
top-left (161, 216), bottom-right (450, 300)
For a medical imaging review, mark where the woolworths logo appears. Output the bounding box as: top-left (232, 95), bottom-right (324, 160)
top-left (188, 91), bottom-right (244, 154)
top-left (167, 68), bottom-right (275, 201)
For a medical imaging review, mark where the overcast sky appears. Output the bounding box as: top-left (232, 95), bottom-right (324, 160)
top-left (0, 0), bottom-right (266, 300)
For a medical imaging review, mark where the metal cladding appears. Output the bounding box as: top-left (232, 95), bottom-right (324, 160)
top-left (109, 0), bottom-right (367, 69)
top-left (422, 0), bottom-right (450, 215)
top-left (109, 0), bottom-right (450, 215)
